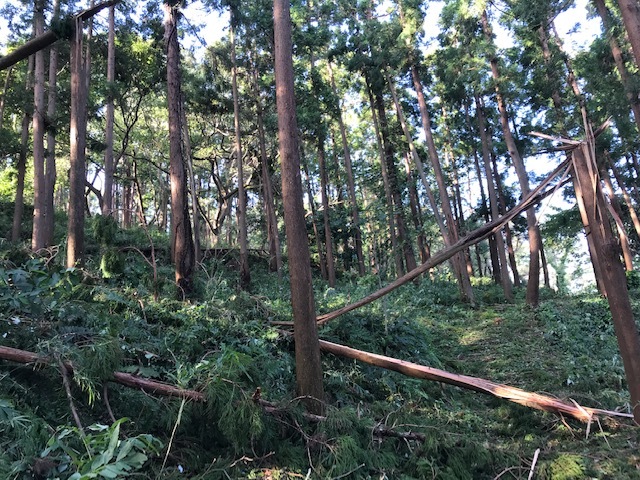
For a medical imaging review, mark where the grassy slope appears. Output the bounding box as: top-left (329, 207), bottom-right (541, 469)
top-left (0, 240), bottom-right (639, 479)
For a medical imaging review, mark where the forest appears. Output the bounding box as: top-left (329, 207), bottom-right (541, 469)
top-left (1, 0), bottom-right (640, 478)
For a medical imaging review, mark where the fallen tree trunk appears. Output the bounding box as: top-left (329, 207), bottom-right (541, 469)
top-left (0, 345), bottom-right (205, 401)
top-left (316, 339), bottom-right (632, 422)
top-left (0, 0), bottom-right (121, 71)
top-left (1, 342), bottom-right (631, 423)
top-left (316, 159), bottom-right (571, 325)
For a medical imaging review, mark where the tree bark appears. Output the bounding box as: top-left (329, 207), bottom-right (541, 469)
top-left (252, 59), bottom-right (282, 276)
top-left (164, 2), bottom-right (195, 295)
top-left (102, 5), bottom-right (116, 216)
top-left (317, 136), bottom-right (336, 287)
top-left (365, 77), bottom-right (403, 277)
top-left (230, 11), bottom-right (250, 290)
top-left (67, 19), bottom-right (88, 267)
top-left (44, 0), bottom-right (61, 247)
top-left (409, 66), bottom-right (474, 301)
top-left (32, 0), bottom-right (47, 252)
top-left (11, 54), bottom-right (33, 243)
top-left (610, 159), bottom-right (640, 239)
top-left (476, 95), bottom-right (513, 301)
top-left (571, 143), bottom-right (640, 424)
top-left (372, 77), bottom-right (417, 276)
top-left (616, 0), bottom-right (640, 70)
top-left (328, 62), bottom-right (365, 275)
top-left (273, 0), bottom-right (325, 415)
top-left (482, 10), bottom-right (541, 307)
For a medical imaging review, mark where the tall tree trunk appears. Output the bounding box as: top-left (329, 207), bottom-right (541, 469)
top-left (610, 159), bottom-right (640, 239)
top-left (602, 165), bottom-right (634, 271)
top-left (164, 2), bottom-right (194, 295)
top-left (372, 82), bottom-right (417, 276)
top-left (317, 136), bottom-right (336, 287)
top-left (0, 65), bottom-right (12, 129)
top-left (302, 152), bottom-right (327, 281)
top-left (230, 12), bottom-right (249, 290)
top-left (476, 95), bottom-right (513, 301)
top-left (181, 95), bottom-right (200, 264)
top-left (365, 77), bottom-right (403, 277)
top-left (328, 62), bottom-right (365, 275)
top-left (572, 142), bottom-right (640, 424)
top-left (252, 58), bottom-right (282, 276)
top-left (32, 0), bottom-right (47, 251)
top-left (482, 10), bottom-right (541, 307)
top-left (103, 5), bottom-right (116, 216)
top-left (273, 0), bottom-right (324, 415)
top-left (616, 0), bottom-right (640, 69)
top-left (44, 0), bottom-right (61, 246)
top-left (11, 54), bottom-right (33, 243)
top-left (403, 153), bottom-right (430, 264)
top-left (466, 100), bottom-right (499, 282)
top-left (491, 154), bottom-right (522, 286)
top-left (67, 19), bottom-right (88, 267)
top-left (408, 66), bottom-right (473, 301)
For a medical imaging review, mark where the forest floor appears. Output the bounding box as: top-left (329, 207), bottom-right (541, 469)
top-left (0, 227), bottom-right (639, 479)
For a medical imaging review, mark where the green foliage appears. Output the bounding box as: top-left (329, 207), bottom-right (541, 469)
top-left (99, 248), bottom-right (125, 279)
top-left (40, 419), bottom-right (163, 479)
top-left (90, 216), bottom-right (119, 248)
top-left (539, 454), bottom-right (587, 480)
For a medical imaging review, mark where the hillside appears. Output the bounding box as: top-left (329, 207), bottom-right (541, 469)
top-left (0, 225), bottom-right (638, 479)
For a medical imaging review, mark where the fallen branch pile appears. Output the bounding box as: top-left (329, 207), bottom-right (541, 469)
top-left (1, 343), bottom-right (632, 425)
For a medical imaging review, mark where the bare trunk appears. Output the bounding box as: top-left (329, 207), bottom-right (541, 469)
top-left (230, 14), bottom-right (249, 290)
top-left (273, 0), bottom-right (325, 414)
top-left (32, 0), bottom-right (46, 251)
top-left (365, 78), bottom-right (403, 277)
top-left (302, 154), bottom-right (327, 280)
top-left (164, 3), bottom-right (194, 295)
top-left (317, 137), bottom-right (336, 287)
top-left (408, 66), bottom-right (473, 301)
top-left (103, 5), bottom-right (116, 216)
top-left (602, 166), bottom-right (634, 271)
top-left (616, 0), bottom-right (640, 70)
top-left (403, 153), bottom-right (430, 264)
top-left (252, 60), bottom-right (282, 275)
top-left (328, 62), bottom-right (365, 275)
top-left (482, 10), bottom-right (540, 306)
top-left (0, 66), bottom-right (12, 128)
top-left (372, 83), bottom-right (417, 276)
top-left (182, 97), bottom-right (200, 264)
top-left (476, 95), bottom-right (513, 300)
top-left (11, 55), bottom-right (33, 242)
top-left (67, 19), bottom-right (88, 267)
top-left (610, 160), bottom-right (640, 239)
top-left (44, 0), bottom-right (61, 246)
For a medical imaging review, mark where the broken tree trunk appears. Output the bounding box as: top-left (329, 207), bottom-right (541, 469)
top-left (316, 339), bottom-right (632, 422)
top-left (1, 344), bottom-right (630, 423)
top-left (316, 159), bottom-right (570, 325)
top-left (0, 1), bottom-right (121, 72)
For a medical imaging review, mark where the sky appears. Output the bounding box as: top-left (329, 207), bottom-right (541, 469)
top-left (0, 0), bottom-right (599, 58)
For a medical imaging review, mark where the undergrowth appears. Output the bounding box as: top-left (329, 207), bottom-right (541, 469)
top-left (0, 232), bottom-right (638, 479)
